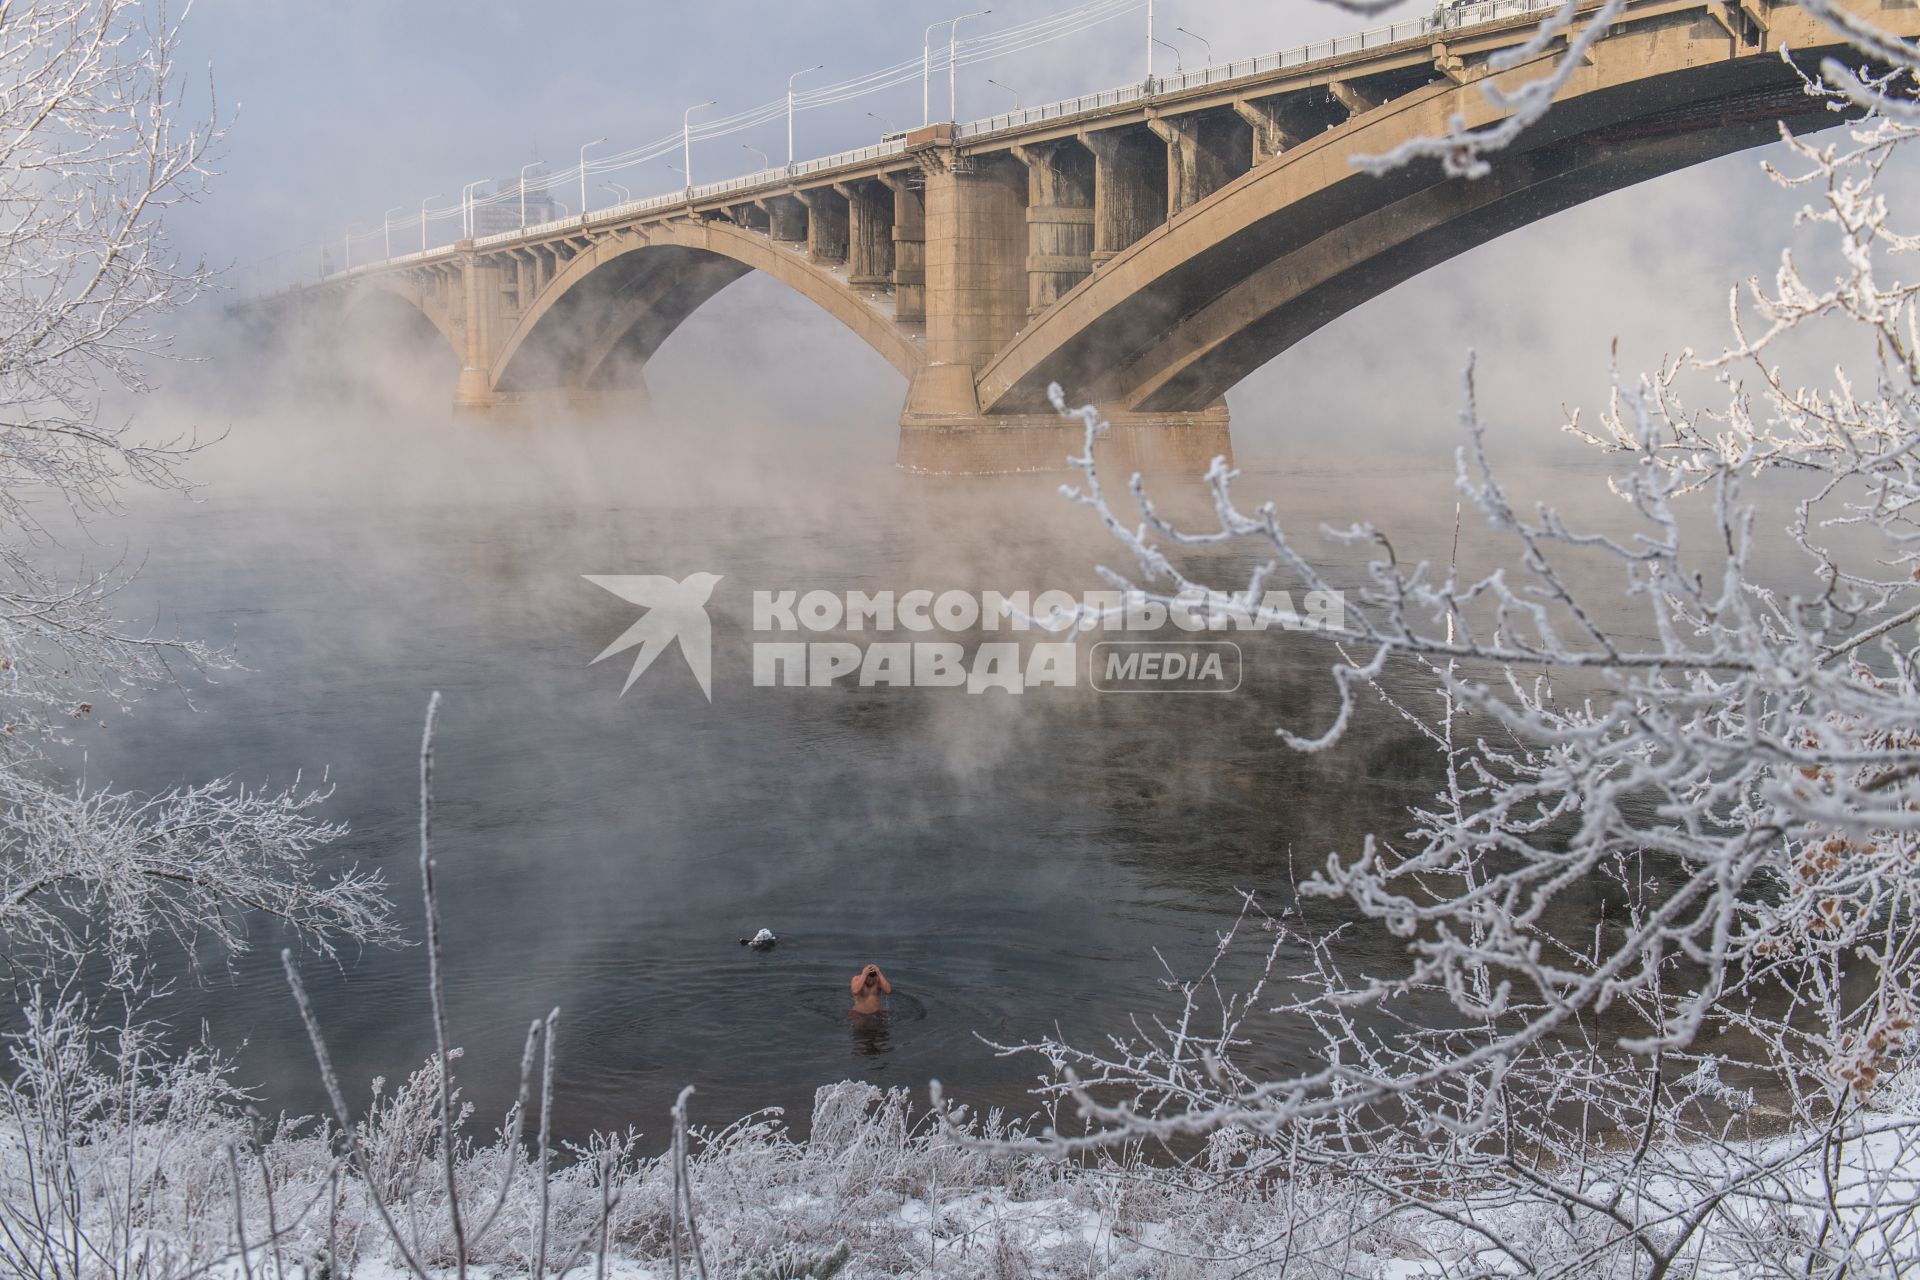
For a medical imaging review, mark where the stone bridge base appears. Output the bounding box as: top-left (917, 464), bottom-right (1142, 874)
top-left (896, 401), bottom-right (1232, 475)
top-left (897, 362), bottom-right (1230, 474)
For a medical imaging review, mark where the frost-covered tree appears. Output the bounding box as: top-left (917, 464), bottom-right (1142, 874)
top-left (0, 0), bottom-right (394, 974)
top-left (0, 6), bottom-right (398, 1274)
top-left (957, 5), bottom-right (1920, 1275)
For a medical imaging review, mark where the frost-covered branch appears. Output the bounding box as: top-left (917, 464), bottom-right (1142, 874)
top-left (947, 8), bottom-right (1920, 1276)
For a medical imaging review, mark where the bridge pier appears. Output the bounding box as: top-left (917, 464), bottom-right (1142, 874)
top-left (453, 243), bottom-right (505, 412)
top-left (893, 130), bottom-right (1226, 473)
top-left (897, 389), bottom-right (1231, 474)
top-left (922, 148), bottom-right (1026, 368)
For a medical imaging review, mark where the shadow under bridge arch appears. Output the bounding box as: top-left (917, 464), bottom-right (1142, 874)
top-left (488, 220), bottom-right (923, 403)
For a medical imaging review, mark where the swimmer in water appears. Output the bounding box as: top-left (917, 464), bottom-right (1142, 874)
top-left (850, 964), bottom-right (891, 1014)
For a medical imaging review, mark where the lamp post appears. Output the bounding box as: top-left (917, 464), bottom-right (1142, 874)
top-left (603, 182), bottom-right (631, 204)
top-left (578, 138), bottom-right (606, 218)
top-left (342, 227), bottom-right (351, 272)
top-left (787, 65), bottom-right (821, 169)
top-left (420, 194), bottom-right (440, 252)
top-left (924, 10), bottom-right (989, 126)
top-left (986, 77), bottom-right (1018, 109)
top-left (520, 160), bottom-right (542, 228)
top-left (1176, 25), bottom-right (1212, 66)
top-left (1152, 34), bottom-right (1183, 75)
top-left (866, 111), bottom-right (894, 135)
top-left (743, 143), bottom-right (770, 170)
top-left (950, 8), bottom-right (990, 122)
top-left (1146, 0), bottom-right (1154, 80)
top-left (460, 179), bottom-right (487, 239)
top-left (383, 207), bottom-right (404, 260)
top-left (683, 101), bottom-right (715, 194)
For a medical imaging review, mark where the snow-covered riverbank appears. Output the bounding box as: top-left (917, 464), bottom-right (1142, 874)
top-left (15, 1066), bottom-right (1918, 1280)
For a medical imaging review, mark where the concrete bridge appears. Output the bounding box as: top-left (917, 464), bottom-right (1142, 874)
top-left (269, 0), bottom-right (1913, 472)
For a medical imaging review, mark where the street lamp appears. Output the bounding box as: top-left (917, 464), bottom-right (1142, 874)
top-left (342, 227), bottom-right (352, 272)
top-left (1176, 25), bottom-right (1212, 66)
top-left (1146, 0), bottom-right (1154, 80)
top-left (383, 206), bottom-right (404, 260)
top-left (787, 64), bottom-right (822, 169)
top-left (603, 181), bottom-right (632, 204)
top-left (578, 138), bottom-right (606, 218)
top-left (1152, 35), bottom-right (1184, 75)
top-left (420, 194), bottom-right (441, 252)
top-left (950, 9), bottom-right (990, 122)
top-left (866, 111), bottom-right (895, 135)
top-left (986, 77), bottom-right (1019, 109)
top-left (460, 178), bottom-right (487, 239)
top-left (520, 160), bottom-right (542, 228)
top-left (924, 9), bottom-right (989, 126)
top-left (742, 143), bottom-right (770, 170)
top-left (683, 101), bottom-right (715, 193)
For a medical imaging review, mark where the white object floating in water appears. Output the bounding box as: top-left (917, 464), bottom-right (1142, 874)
top-left (741, 928), bottom-right (778, 951)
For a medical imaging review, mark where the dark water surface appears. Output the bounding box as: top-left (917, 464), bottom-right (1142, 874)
top-left (54, 396), bottom-right (1521, 1148)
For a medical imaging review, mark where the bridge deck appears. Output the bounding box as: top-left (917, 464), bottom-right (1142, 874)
top-left (312, 0), bottom-right (1573, 281)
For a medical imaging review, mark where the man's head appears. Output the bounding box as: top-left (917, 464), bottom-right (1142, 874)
top-left (861, 965), bottom-right (880, 988)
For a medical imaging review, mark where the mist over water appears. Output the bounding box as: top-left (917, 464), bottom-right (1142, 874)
top-left (68, 168), bottom-right (1824, 1143)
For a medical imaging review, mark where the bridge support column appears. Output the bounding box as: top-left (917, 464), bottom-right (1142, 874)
top-left (920, 150), bottom-right (1027, 372)
top-left (727, 202), bottom-right (771, 233)
top-left (835, 180), bottom-right (895, 287)
top-left (508, 252), bottom-right (532, 316)
top-left (1148, 112), bottom-right (1252, 214)
top-left (452, 242), bottom-right (506, 412)
top-left (760, 194), bottom-right (807, 244)
top-left (1233, 98), bottom-right (1302, 165)
top-left (899, 146), bottom-right (1027, 447)
top-left (1080, 126), bottom-right (1167, 265)
top-left (1014, 140), bottom-right (1093, 315)
top-left (881, 174), bottom-right (925, 328)
top-left (796, 188), bottom-right (848, 265)
top-left (1328, 78), bottom-right (1386, 121)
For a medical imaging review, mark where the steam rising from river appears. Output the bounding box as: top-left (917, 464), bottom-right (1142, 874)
top-left (68, 140), bottom-right (1909, 1140)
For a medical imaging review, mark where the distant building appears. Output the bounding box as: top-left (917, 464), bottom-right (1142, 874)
top-left (474, 168), bottom-right (559, 236)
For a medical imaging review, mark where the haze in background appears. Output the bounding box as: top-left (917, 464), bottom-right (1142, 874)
top-left (82, 0), bottom-right (1907, 1141)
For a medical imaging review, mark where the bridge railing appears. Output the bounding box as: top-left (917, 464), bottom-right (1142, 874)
top-left (467, 138), bottom-right (911, 253)
top-left (291, 0), bottom-right (1572, 285)
top-left (956, 0), bottom-right (1562, 138)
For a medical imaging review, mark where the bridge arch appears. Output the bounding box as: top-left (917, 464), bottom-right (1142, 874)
top-left (976, 21), bottom-right (1848, 415)
top-left (489, 219), bottom-right (921, 397)
top-left (343, 275), bottom-right (461, 355)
